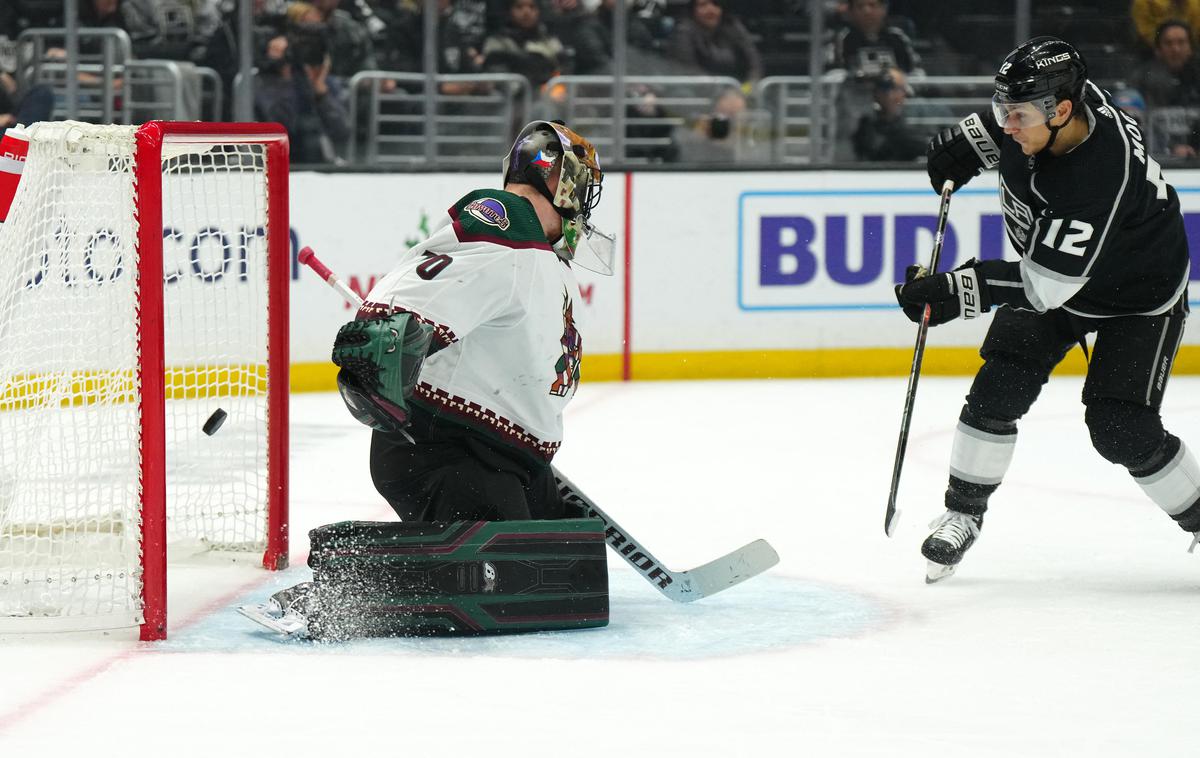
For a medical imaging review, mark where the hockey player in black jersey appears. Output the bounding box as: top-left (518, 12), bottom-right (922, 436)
top-left (895, 37), bottom-right (1199, 582)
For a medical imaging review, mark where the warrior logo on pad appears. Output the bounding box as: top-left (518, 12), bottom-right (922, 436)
top-left (464, 197), bottom-right (511, 230)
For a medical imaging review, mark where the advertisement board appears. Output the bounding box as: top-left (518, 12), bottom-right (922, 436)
top-left (286, 169), bottom-right (1200, 387)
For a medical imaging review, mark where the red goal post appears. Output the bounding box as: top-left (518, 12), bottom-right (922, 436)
top-left (0, 121), bottom-right (290, 640)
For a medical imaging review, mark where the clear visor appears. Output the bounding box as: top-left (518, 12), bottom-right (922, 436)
top-left (991, 96), bottom-right (1054, 130)
top-left (557, 217), bottom-right (616, 276)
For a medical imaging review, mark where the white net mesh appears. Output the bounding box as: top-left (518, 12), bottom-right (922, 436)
top-left (0, 122), bottom-right (278, 631)
top-left (161, 140), bottom-right (271, 551)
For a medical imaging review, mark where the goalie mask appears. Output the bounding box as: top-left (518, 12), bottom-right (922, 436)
top-left (502, 120), bottom-right (615, 275)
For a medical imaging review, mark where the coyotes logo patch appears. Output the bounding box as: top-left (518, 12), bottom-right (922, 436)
top-left (550, 290), bottom-right (581, 397)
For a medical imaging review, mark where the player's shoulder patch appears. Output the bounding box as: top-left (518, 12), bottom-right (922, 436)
top-left (464, 196), bottom-right (512, 230)
top-left (450, 189), bottom-right (551, 250)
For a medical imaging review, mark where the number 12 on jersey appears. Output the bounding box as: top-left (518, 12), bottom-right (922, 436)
top-left (1041, 218), bottom-right (1094, 256)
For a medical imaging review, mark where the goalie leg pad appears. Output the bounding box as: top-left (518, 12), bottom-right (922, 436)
top-left (304, 518), bottom-right (609, 640)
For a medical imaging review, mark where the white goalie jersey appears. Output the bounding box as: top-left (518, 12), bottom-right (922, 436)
top-left (359, 189), bottom-right (583, 461)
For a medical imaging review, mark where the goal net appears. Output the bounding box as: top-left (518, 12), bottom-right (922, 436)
top-left (0, 121), bottom-right (289, 640)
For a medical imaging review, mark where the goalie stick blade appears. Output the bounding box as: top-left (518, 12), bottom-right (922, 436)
top-left (662, 539), bottom-right (780, 603)
top-left (237, 604), bottom-right (310, 638)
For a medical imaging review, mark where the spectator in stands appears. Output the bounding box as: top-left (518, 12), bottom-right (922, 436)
top-left (80, 0), bottom-right (124, 28)
top-left (8, 0), bottom-right (66, 31)
top-left (482, 0), bottom-right (565, 92)
top-left (676, 85), bottom-right (746, 164)
top-left (112, 0), bottom-right (223, 121)
top-left (830, 0), bottom-right (920, 75)
top-left (1134, 19), bottom-right (1200, 156)
top-left (203, 0), bottom-right (288, 118)
top-left (668, 0), bottom-right (762, 86)
top-left (623, 83), bottom-right (679, 163)
top-left (0, 55), bottom-right (53, 138)
top-left (851, 67), bottom-right (923, 162)
top-left (1132, 0), bottom-right (1200, 50)
top-left (376, 0), bottom-right (487, 75)
top-left (310, 0), bottom-right (378, 79)
top-left (254, 30), bottom-right (350, 163)
top-left (597, 0), bottom-right (660, 55)
top-left (120, 0), bottom-right (222, 61)
top-left (548, 0), bottom-right (611, 75)
top-left (1135, 20), bottom-right (1200, 104)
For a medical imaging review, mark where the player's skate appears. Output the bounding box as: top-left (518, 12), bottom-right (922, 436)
top-left (237, 582), bottom-right (315, 638)
top-left (921, 510), bottom-right (982, 584)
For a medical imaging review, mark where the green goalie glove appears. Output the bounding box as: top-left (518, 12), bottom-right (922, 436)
top-left (331, 312), bottom-right (434, 433)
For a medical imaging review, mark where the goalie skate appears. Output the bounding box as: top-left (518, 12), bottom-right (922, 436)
top-left (237, 600), bottom-right (309, 638)
top-left (237, 582), bottom-right (316, 637)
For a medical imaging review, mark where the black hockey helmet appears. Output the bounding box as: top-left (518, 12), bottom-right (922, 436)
top-left (992, 36), bottom-right (1087, 132)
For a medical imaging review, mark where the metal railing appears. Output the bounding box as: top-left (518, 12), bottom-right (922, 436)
top-left (754, 73), bottom-right (845, 164)
top-left (197, 66), bottom-right (224, 122)
top-left (122, 60), bottom-right (188, 124)
top-left (348, 71), bottom-right (532, 166)
top-left (16, 27), bottom-right (132, 124)
top-left (544, 75), bottom-right (745, 164)
top-left (904, 76), bottom-right (996, 130)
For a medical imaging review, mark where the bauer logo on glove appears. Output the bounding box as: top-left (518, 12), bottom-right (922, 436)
top-left (331, 312), bottom-right (434, 434)
top-left (894, 260), bottom-right (992, 326)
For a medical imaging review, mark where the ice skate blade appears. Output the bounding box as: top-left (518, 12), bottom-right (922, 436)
top-left (925, 561), bottom-right (957, 584)
top-left (237, 603), bottom-right (309, 638)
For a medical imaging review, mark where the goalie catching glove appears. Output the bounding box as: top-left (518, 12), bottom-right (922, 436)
top-left (895, 260), bottom-right (996, 326)
top-left (332, 312), bottom-right (434, 433)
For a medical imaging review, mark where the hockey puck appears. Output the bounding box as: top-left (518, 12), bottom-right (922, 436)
top-left (202, 408), bottom-right (228, 436)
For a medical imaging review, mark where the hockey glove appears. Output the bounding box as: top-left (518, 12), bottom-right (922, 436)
top-left (894, 259), bottom-right (992, 326)
top-left (927, 112), bottom-right (1001, 193)
top-left (332, 312), bottom-right (434, 433)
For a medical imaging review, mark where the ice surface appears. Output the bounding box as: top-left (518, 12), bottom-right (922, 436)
top-left (1, 376), bottom-right (1199, 756)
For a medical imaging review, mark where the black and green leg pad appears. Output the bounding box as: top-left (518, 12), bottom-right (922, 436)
top-left (304, 518), bottom-right (609, 639)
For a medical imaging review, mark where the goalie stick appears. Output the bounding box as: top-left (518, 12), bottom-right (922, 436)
top-left (884, 179), bottom-right (955, 538)
top-left (553, 468), bottom-right (778, 602)
top-left (299, 246), bottom-right (780, 601)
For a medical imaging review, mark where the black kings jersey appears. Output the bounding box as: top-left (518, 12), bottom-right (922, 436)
top-left (996, 81), bottom-right (1190, 317)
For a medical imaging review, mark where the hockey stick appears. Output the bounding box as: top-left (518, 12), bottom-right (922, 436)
top-left (299, 246), bottom-right (780, 600)
top-left (553, 468), bottom-right (778, 602)
top-left (884, 179), bottom-right (955, 538)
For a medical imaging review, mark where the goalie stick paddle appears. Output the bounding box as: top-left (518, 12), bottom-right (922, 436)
top-left (299, 246), bottom-right (781, 600)
top-left (884, 179), bottom-right (955, 538)
top-left (553, 468), bottom-right (779, 602)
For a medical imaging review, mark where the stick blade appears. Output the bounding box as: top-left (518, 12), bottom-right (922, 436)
top-left (884, 507), bottom-right (901, 537)
top-left (665, 539), bottom-right (780, 602)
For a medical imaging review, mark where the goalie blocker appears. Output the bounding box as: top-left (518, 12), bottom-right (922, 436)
top-left (251, 518), bottom-right (609, 639)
